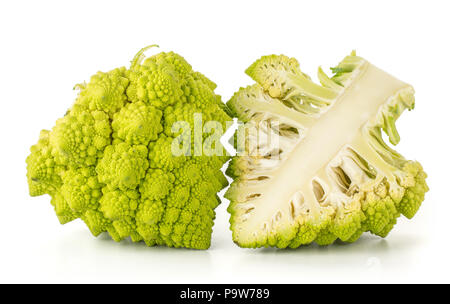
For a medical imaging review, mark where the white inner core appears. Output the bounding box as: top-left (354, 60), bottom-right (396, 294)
top-left (240, 62), bottom-right (411, 235)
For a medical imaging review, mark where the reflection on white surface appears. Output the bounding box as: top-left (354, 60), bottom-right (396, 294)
top-left (43, 229), bottom-right (214, 283)
top-left (229, 234), bottom-right (424, 283)
top-left (1, 218), bottom-right (433, 283)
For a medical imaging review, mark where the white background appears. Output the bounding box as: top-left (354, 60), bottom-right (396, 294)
top-left (0, 0), bottom-right (448, 283)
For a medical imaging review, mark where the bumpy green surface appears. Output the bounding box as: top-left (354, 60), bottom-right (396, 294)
top-left (26, 46), bottom-right (230, 249)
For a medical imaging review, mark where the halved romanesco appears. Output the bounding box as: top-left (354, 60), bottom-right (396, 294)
top-left (226, 52), bottom-right (428, 248)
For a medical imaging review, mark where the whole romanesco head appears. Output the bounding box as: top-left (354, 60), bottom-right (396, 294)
top-left (26, 45), bottom-right (230, 250)
top-left (226, 51), bottom-right (428, 248)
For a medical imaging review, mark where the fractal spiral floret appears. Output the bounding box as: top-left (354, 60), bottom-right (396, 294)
top-left (26, 46), bottom-right (230, 249)
top-left (226, 51), bottom-right (429, 248)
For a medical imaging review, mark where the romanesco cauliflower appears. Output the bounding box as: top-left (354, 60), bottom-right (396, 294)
top-left (226, 51), bottom-right (428, 248)
top-left (26, 46), bottom-right (230, 249)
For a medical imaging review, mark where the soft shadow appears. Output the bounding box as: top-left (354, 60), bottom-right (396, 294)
top-left (230, 234), bottom-right (425, 280)
top-left (255, 233), bottom-right (421, 255)
top-left (47, 228), bottom-right (213, 282)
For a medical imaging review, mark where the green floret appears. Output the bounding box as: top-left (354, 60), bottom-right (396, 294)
top-left (82, 209), bottom-right (113, 237)
top-left (126, 63), bottom-right (182, 109)
top-left (330, 199), bottom-right (366, 241)
top-left (143, 51), bottom-right (193, 80)
top-left (167, 184), bottom-right (190, 209)
top-left (99, 189), bottom-right (139, 220)
top-left (99, 188), bottom-right (141, 241)
top-left (126, 47), bottom-right (183, 109)
top-left (140, 169), bottom-right (175, 200)
top-left (50, 110), bottom-right (111, 167)
top-left (112, 101), bottom-right (163, 145)
top-left (163, 75), bottom-right (230, 134)
top-left (51, 192), bottom-right (80, 224)
top-left (191, 181), bottom-right (221, 209)
top-left (396, 162), bottom-right (429, 219)
top-left (163, 101), bottom-right (200, 138)
top-left (26, 45), bottom-right (231, 249)
top-left (148, 135), bottom-right (186, 170)
top-left (96, 142), bottom-right (149, 190)
top-left (26, 130), bottom-right (63, 196)
top-left (173, 160), bottom-right (202, 186)
top-left (226, 51), bottom-right (429, 248)
top-left (184, 75), bottom-right (220, 110)
top-left (75, 67), bottom-right (129, 115)
top-left (314, 229), bottom-right (338, 246)
top-left (60, 167), bottom-right (103, 213)
top-left (362, 192), bottom-right (399, 236)
top-left (136, 199), bottom-right (166, 225)
top-left (197, 162), bottom-right (229, 193)
top-left (192, 71), bottom-right (218, 91)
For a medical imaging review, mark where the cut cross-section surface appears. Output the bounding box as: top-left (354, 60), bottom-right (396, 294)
top-left (226, 52), bottom-right (428, 248)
